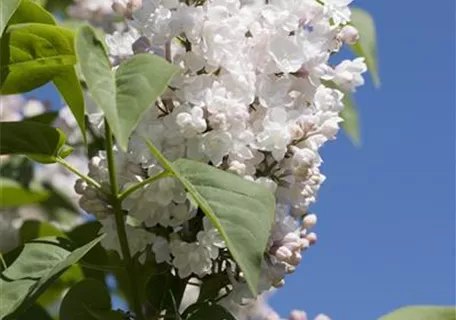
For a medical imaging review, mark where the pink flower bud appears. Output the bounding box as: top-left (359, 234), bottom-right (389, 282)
top-left (289, 310), bottom-right (308, 320)
top-left (339, 25), bottom-right (359, 44)
top-left (306, 232), bottom-right (318, 245)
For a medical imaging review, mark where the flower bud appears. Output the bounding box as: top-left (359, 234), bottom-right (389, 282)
top-left (306, 232), bottom-right (317, 245)
top-left (289, 252), bottom-right (302, 266)
top-left (303, 214), bottom-right (317, 229)
top-left (74, 179), bottom-right (87, 194)
top-left (339, 25), bottom-right (359, 44)
top-left (289, 310), bottom-right (308, 320)
top-left (112, 0), bottom-right (142, 19)
top-left (275, 246), bottom-right (292, 261)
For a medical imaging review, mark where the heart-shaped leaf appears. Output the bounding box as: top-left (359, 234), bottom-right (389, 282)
top-left (145, 139), bottom-right (276, 296)
top-left (350, 8), bottom-right (380, 87)
top-left (0, 235), bottom-right (104, 319)
top-left (380, 306), bottom-right (456, 320)
top-left (0, 120), bottom-right (69, 163)
top-left (60, 279), bottom-right (125, 320)
top-left (0, 178), bottom-right (49, 208)
top-left (0, 0), bottom-right (21, 35)
top-left (76, 25), bottom-right (178, 150)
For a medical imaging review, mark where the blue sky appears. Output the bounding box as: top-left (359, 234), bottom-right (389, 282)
top-left (270, 1), bottom-right (456, 319)
top-left (24, 1), bottom-right (455, 319)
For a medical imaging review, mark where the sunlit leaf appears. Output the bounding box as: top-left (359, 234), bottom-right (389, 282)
top-left (380, 306), bottom-right (456, 320)
top-left (7, 0), bottom-right (55, 25)
top-left (76, 25), bottom-right (178, 150)
top-left (0, 23), bottom-right (75, 94)
top-left (0, 120), bottom-right (69, 163)
top-left (145, 140), bottom-right (276, 296)
top-left (0, 0), bottom-right (21, 35)
top-left (340, 91), bottom-right (361, 145)
top-left (350, 8), bottom-right (380, 87)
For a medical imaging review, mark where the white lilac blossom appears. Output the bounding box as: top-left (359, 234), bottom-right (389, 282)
top-left (76, 0), bottom-right (367, 305)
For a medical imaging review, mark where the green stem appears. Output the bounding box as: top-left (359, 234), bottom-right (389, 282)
top-left (104, 123), bottom-right (145, 320)
top-left (80, 262), bottom-right (124, 272)
top-left (118, 171), bottom-right (170, 202)
top-left (55, 157), bottom-right (102, 189)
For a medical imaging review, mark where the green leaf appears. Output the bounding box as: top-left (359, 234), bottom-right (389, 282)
top-left (0, 235), bottom-right (104, 319)
top-left (18, 304), bottom-right (53, 320)
top-left (7, 0), bottom-right (55, 25)
top-left (350, 8), bottom-right (380, 87)
top-left (145, 140), bottom-right (276, 296)
top-left (19, 221), bottom-right (85, 310)
top-left (0, 23), bottom-right (76, 94)
top-left (0, 0), bottom-right (21, 35)
top-left (340, 92), bottom-right (361, 145)
top-left (198, 273), bottom-right (230, 302)
top-left (60, 279), bottom-right (124, 320)
top-left (0, 120), bottom-right (68, 163)
top-left (0, 155), bottom-right (34, 187)
top-left (183, 302), bottom-right (236, 320)
top-left (76, 25), bottom-right (178, 150)
top-left (19, 220), bottom-right (66, 243)
top-left (145, 269), bottom-right (187, 315)
top-left (67, 221), bottom-right (108, 280)
top-left (0, 178), bottom-right (49, 208)
top-left (24, 111), bottom-right (59, 125)
top-left (379, 306), bottom-right (456, 320)
top-left (53, 68), bottom-right (87, 143)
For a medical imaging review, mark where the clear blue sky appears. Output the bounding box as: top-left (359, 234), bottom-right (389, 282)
top-left (25, 1), bottom-right (455, 319)
top-left (270, 1), bottom-right (456, 319)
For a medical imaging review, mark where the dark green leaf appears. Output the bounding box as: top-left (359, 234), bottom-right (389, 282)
top-left (60, 278), bottom-right (124, 320)
top-left (18, 304), bottom-right (53, 320)
top-left (145, 140), bottom-right (276, 296)
top-left (145, 269), bottom-right (187, 315)
top-left (8, 0), bottom-right (55, 25)
top-left (198, 273), bottom-right (230, 302)
top-left (183, 302), bottom-right (236, 320)
top-left (0, 120), bottom-right (68, 163)
top-left (380, 306), bottom-right (456, 320)
top-left (20, 220), bottom-right (66, 243)
top-left (76, 25), bottom-right (178, 150)
top-left (0, 235), bottom-right (104, 319)
top-left (0, 0), bottom-right (21, 35)
top-left (0, 23), bottom-right (76, 94)
top-left (350, 8), bottom-right (380, 87)
top-left (0, 178), bottom-right (49, 208)
top-left (67, 221), bottom-right (108, 280)
top-left (53, 68), bottom-right (87, 143)
top-left (24, 111), bottom-right (59, 125)
top-left (0, 155), bottom-right (34, 187)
